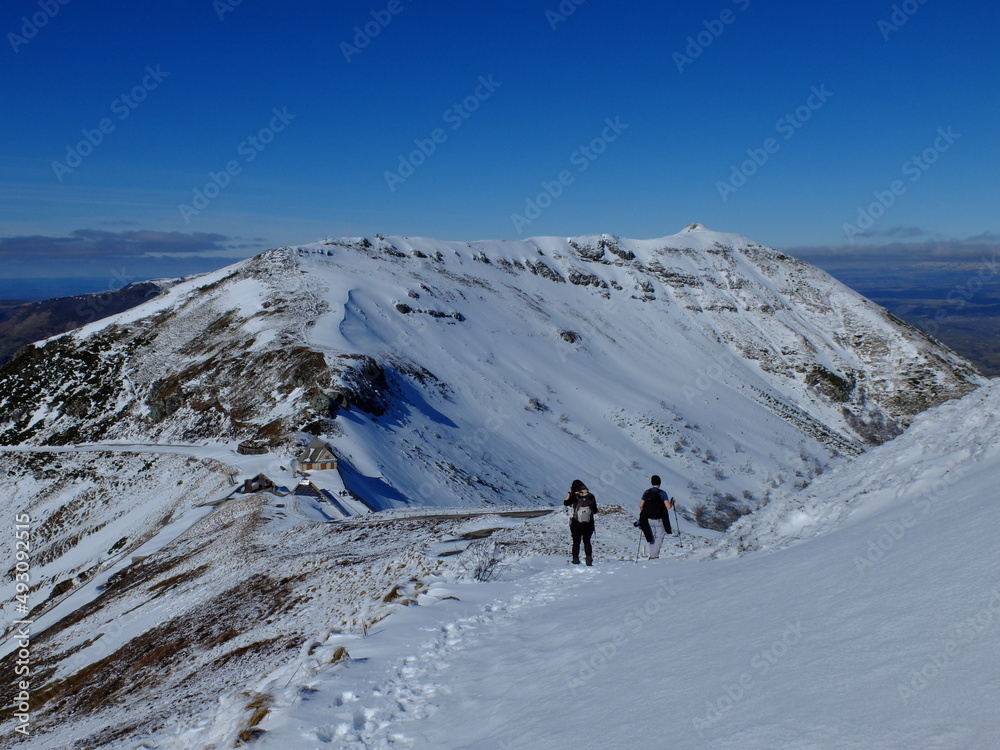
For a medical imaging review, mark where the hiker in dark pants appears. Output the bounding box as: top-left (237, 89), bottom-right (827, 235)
top-left (639, 474), bottom-right (674, 559)
top-left (564, 479), bottom-right (598, 565)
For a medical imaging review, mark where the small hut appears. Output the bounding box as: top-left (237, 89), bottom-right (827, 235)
top-left (298, 436), bottom-right (338, 471)
top-left (237, 440), bottom-right (269, 456)
top-left (240, 474), bottom-right (276, 494)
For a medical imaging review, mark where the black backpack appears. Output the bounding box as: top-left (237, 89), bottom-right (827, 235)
top-left (641, 487), bottom-right (666, 519)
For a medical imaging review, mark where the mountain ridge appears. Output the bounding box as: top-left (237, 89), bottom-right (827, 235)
top-left (0, 224), bottom-right (989, 747)
top-left (0, 226), bottom-right (983, 521)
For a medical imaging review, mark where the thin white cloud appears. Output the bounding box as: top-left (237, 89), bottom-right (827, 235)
top-left (783, 236), bottom-right (1000, 267)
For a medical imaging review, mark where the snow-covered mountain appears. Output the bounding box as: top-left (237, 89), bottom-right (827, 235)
top-left (0, 354), bottom-right (995, 750)
top-left (244, 378), bottom-right (1000, 750)
top-left (0, 225), bottom-right (988, 748)
top-left (0, 225), bottom-right (982, 518)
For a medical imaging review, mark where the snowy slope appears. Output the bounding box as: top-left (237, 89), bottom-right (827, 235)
top-left (199, 379), bottom-right (1000, 750)
top-left (1, 387), bottom-right (994, 747)
top-left (0, 225), bottom-right (982, 527)
top-left (719, 371), bottom-right (999, 556)
top-left (0, 226), bottom-right (988, 748)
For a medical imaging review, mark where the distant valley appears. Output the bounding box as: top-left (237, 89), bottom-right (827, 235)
top-left (0, 281), bottom-right (175, 366)
top-left (821, 267), bottom-right (1000, 376)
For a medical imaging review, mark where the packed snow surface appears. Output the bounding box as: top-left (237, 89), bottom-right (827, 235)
top-left (170, 381), bottom-right (998, 749)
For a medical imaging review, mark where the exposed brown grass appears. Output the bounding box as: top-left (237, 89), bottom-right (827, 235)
top-left (147, 564), bottom-right (211, 598)
top-left (1, 573), bottom-right (305, 728)
top-left (208, 636), bottom-right (297, 671)
top-left (236, 693), bottom-right (273, 745)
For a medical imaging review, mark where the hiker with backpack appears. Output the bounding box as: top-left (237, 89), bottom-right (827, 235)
top-left (638, 475), bottom-right (674, 560)
top-left (564, 479), bottom-right (598, 566)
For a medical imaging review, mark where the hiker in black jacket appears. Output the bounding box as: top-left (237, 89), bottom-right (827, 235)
top-left (564, 479), bottom-right (598, 566)
top-left (638, 474), bottom-right (674, 560)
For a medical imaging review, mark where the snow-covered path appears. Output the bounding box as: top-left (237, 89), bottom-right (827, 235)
top-left (4, 393), bottom-right (995, 750)
top-left (208, 384), bottom-right (1000, 750)
top-left (250, 504), bottom-right (998, 750)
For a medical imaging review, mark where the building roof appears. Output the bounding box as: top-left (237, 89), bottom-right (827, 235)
top-left (294, 480), bottom-right (322, 497)
top-left (299, 436), bottom-right (336, 464)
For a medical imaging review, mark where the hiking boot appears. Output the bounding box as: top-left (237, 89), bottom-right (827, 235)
top-left (585, 557), bottom-right (593, 566)
top-left (571, 557), bottom-right (580, 564)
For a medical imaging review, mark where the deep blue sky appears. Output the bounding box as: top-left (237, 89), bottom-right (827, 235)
top-left (2, 0), bottom-right (999, 289)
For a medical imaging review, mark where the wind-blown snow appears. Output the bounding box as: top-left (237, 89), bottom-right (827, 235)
top-left (199, 380), bottom-right (1000, 750)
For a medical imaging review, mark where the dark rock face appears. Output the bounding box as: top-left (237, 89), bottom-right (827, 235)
top-left (525, 261), bottom-right (565, 283)
top-left (806, 365), bottom-right (855, 403)
top-left (147, 378), bottom-right (187, 423)
top-left (842, 407), bottom-right (903, 446)
top-left (338, 355), bottom-right (390, 417)
top-left (567, 268), bottom-right (608, 288)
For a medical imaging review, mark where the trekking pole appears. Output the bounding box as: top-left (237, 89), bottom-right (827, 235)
top-left (673, 501), bottom-right (682, 546)
top-left (634, 531), bottom-right (643, 563)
